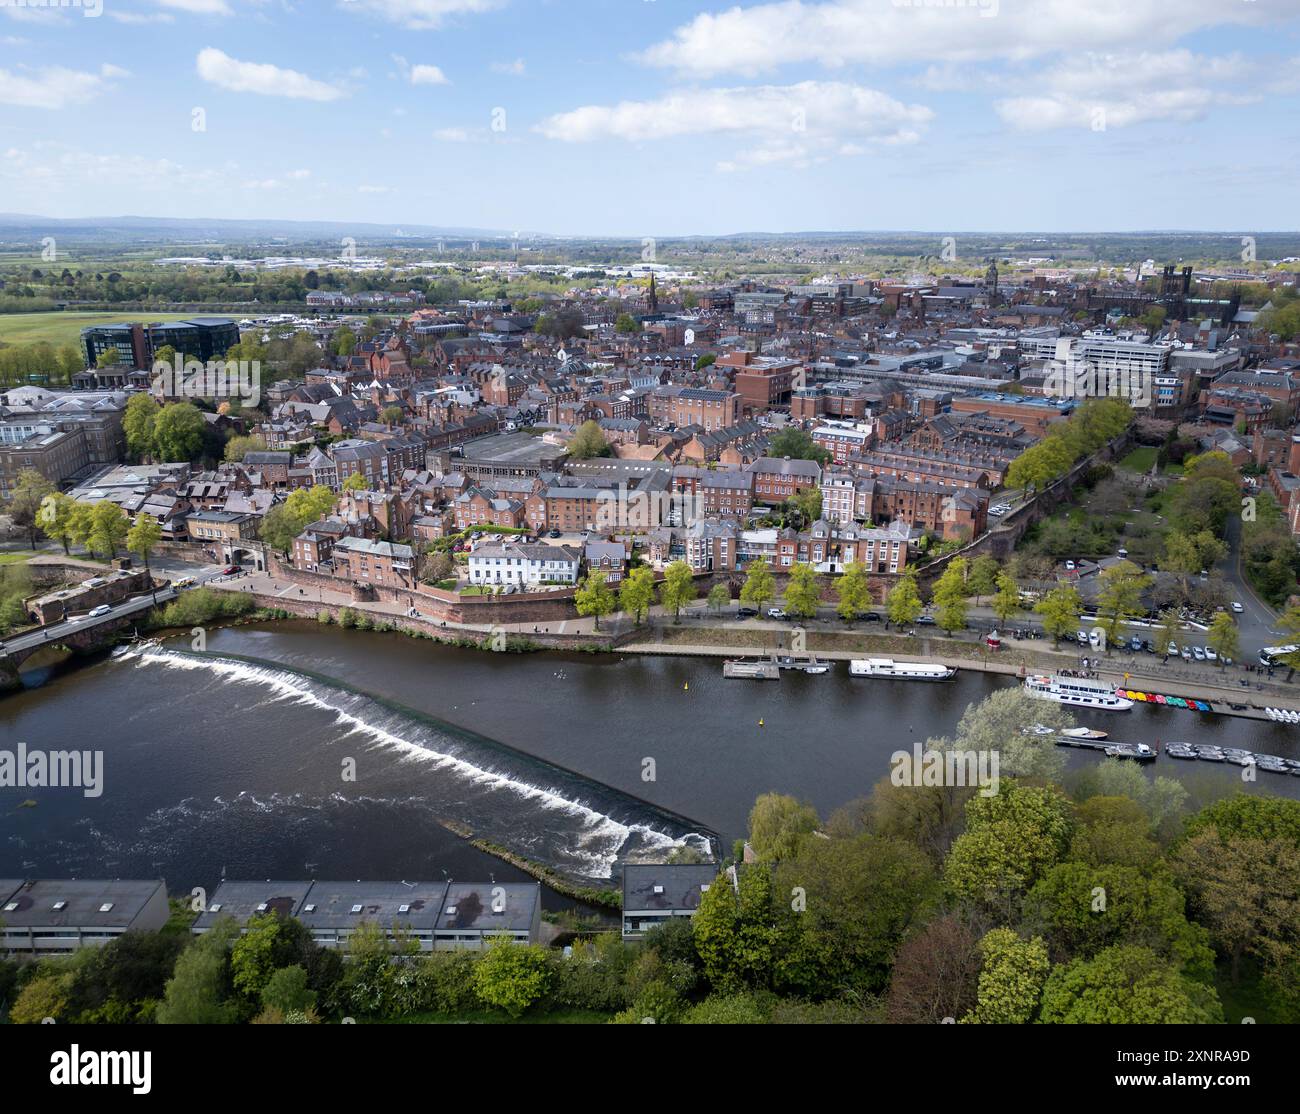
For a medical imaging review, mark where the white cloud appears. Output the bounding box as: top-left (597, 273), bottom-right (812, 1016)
top-left (342, 0), bottom-right (501, 31)
top-left (537, 80), bottom-right (930, 145)
top-left (434, 127), bottom-right (471, 142)
top-left (410, 64), bottom-right (450, 86)
top-left (0, 63), bottom-right (126, 109)
top-left (110, 11), bottom-right (176, 24)
top-left (637, 0), bottom-right (1290, 77)
top-left (154, 0), bottom-right (232, 13)
top-left (196, 47), bottom-right (345, 101)
top-left (359, 184), bottom-right (393, 193)
top-left (392, 55), bottom-right (451, 86)
top-left (996, 51), bottom-right (1257, 130)
top-left (491, 58), bottom-right (526, 76)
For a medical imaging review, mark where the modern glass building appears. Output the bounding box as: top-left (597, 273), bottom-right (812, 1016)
top-left (81, 317), bottom-right (241, 370)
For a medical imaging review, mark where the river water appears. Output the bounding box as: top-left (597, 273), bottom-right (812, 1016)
top-left (3, 621), bottom-right (1297, 896)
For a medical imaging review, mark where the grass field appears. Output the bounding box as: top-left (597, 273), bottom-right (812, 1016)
top-left (1117, 446), bottom-right (1158, 473)
top-left (0, 311), bottom-right (198, 349)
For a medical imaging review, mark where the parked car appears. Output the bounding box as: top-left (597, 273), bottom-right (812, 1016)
top-left (916, 616), bottom-right (936, 626)
top-left (1192, 646), bottom-right (1206, 662)
top-left (767, 608), bottom-right (787, 619)
top-left (1181, 648), bottom-right (1193, 661)
top-left (1129, 636), bottom-right (1143, 652)
top-left (737, 607), bottom-right (759, 618)
top-left (1064, 560), bottom-right (1076, 571)
top-left (1167, 642), bottom-right (1179, 656)
top-left (1231, 601), bottom-right (1244, 614)
top-left (862, 612), bottom-right (881, 622)
top-left (88, 604), bottom-right (112, 618)
top-left (548, 530), bottom-right (561, 538)
top-left (1076, 630), bottom-right (1089, 644)
top-left (1205, 647), bottom-right (1218, 661)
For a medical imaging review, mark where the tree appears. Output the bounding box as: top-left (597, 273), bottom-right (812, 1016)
top-left (774, 833), bottom-right (937, 996)
top-left (1034, 583), bottom-right (1082, 646)
top-left (421, 550), bottom-right (455, 585)
top-left (885, 913), bottom-right (983, 1024)
top-left (342, 472), bottom-right (368, 493)
top-left (886, 568), bottom-right (923, 627)
top-left (963, 928), bottom-right (1050, 1024)
top-left (126, 513), bottom-right (163, 572)
top-left (88, 502), bottom-right (129, 558)
top-left (836, 560), bottom-right (871, 623)
top-left (619, 566), bottom-right (655, 625)
top-left (1037, 945), bottom-right (1223, 1024)
top-left (575, 570), bottom-right (615, 630)
top-left (659, 560), bottom-right (696, 622)
top-left (1095, 559), bottom-right (1150, 650)
top-left (944, 782), bottom-right (1074, 907)
top-left (332, 328), bottom-right (356, 357)
top-left (566, 420), bottom-right (611, 460)
top-left (156, 918), bottom-right (242, 1025)
top-left (472, 940), bottom-right (550, 1018)
top-left (783, 562), bottom-right (821, 620)
top-left (224, 434), bottom-right (267, 463)
top-left (380, 405), bottom-right (405, 425)
top-left (739, 558), bottom-right (776, 612)
top-left (766, 428), bottom-right (830, 465)
top-left (614, 313), bottom-right (641, 334)
top-left (748, 792), bottom-right (819, 862)
top-left (152, 402), bottom-right (206, 463)
top-left (1206, 611), bottom-right (1239, 667)
top-left (991, 569), bottom-right (1020, 624)
top-left (692, 864), bottom-right (797, 993)
top-left (10, 971), bottom-right (74, 1024)
top-left (37, 491), bottom-right (78, 554)
top-left (230, 912), bottom-right (312, 1002)
top-left (967, 555), bottom-right (1000, 603)
top-left (122, 394), bottom-right (158, 461)
top-left (954, 687), bottom-right (1069, 780)
top-left (931, 557), bottom-right (969, 633)
top-left (259, 965), bottom-right (317, 1018)
top-left (5, 469), bottom-right (54, 549)
top-left (707, 581), bottom-right (731, 615)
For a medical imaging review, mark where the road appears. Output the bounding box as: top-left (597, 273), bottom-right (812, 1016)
top-left (0, 588), bottom-right (176, 656)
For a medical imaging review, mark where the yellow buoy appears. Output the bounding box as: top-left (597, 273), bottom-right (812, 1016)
top-left (758, 718), bottom-right (765, 727)
top-left (683, 682), bottom-right (689, 691)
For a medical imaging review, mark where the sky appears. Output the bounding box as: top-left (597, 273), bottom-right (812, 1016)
top-left (1, 0), bottom-right (1298, 236)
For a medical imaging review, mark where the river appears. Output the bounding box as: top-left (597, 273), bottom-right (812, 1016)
top-left (2, 621), bottom-right (1297, 897)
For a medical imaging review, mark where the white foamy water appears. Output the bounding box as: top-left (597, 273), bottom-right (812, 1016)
top-left (116, 644), bottom-right (711, 879)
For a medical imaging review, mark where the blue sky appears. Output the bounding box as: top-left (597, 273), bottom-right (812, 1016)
top-left (1, 0), bottom-right (1298, 235)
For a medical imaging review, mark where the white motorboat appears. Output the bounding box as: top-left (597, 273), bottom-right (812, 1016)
top-left (849, 658), bottom-right (956, 681)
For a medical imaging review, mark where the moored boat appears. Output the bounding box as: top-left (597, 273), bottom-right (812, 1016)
top-left (1060, 726), bottom-right (1109, 740)
top-left (1024, 674), bottom-right (1133, 711)
top-left (849, 658), bottom-right (956, 681)
top-left (1164, 742), bottom-right (1198, 759)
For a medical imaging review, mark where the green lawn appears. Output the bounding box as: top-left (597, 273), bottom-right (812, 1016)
top-left (1117, 446), bottom-right (1157, 473)
top-left (0, 311), bottom-right (198, 349)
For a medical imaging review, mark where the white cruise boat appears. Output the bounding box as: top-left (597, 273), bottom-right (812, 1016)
top-left (849, 658), bottom-right (956, 681)
top-left (1023, 674), bottom-right (1134, 711)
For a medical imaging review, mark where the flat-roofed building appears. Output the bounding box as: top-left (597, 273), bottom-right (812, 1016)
top-left (1, 878), bottom-right (169, 954)
top-left (621, 863), bottom-right (718, 939)
top-left (296, 881), bottom-right (450, 952)
top-left (434, 882), bottom-right (542, 950)
top-left (191, 880), bottom-right (313, 934)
